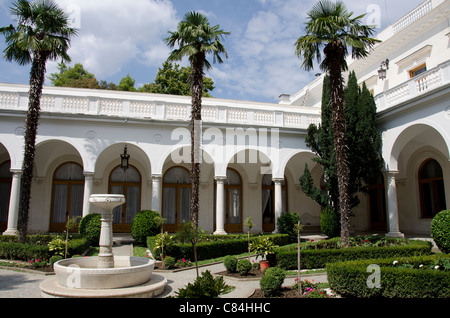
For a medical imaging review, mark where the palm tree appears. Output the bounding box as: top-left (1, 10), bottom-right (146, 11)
top-left (165, 11), bottom-right (229, 229)
top-left (0, 0), bottom-right (77, 242)
top-left (295, 0), bottom-right (379, 246)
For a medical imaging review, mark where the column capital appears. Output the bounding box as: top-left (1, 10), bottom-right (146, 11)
top-left (214, 176), bottom-right (227, 183)
top-left (384, 170), bottom-right (399, 176)
top-left (151, 174), bottom-right (162, 181)
top-left (83, 171), bottom-right (95, 178)
top-left (10, 168), bottom-right (22, 176)
top-left (272, 177), bottom-right (284, 184)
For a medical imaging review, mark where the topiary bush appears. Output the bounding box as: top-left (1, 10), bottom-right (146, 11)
top-left (237, 259), bottom-right (252, 275)
top-left (163, 256), bottom-right (175, 269)
top-left (131, 210), bottom-right (161, 246)
top-left (260, 267), bottom-right (286, 297)
top-left (277, 212), bottom-right (302, 243)
top-left (320, 206), bottom-right (340, 238)
top-left (224, 255), bottom-right (238, 273)
top-left (78, 213), bottom-right (101, 246)
top-left (431, 210), bottom-right (450, 253)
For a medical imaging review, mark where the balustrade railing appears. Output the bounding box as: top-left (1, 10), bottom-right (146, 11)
top-left (375, 61), bottom-right (449, 112)
top-left (0, 84), bottom-right (321, 129)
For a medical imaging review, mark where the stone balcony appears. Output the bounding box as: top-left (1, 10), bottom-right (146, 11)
top-left (374, 60), bottom-right (450, 112)
top-left (0, 83), bottom-right (321, 130)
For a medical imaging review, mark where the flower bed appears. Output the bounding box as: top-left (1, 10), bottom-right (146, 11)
top-left (326, 254), bottom-right (450, 298)
top-left (268, 236), bottom-right (432, 270)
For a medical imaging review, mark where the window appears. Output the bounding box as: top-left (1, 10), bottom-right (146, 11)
top-left (0, 160), bottom-right (12, 232)
top-left (162, 166), bottom-right (191, 232)
top-left (50, 162), bottom-right (84, 232)
top-left (409, 64), bottom-right (427, 78)
top-left (109, 165), bottom-right (141, 232)
top-left (419, 159), bottom-right (446, 218)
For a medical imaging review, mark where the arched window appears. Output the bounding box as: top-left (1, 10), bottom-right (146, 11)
top-left (50, 162), bottom-right (84, 232)
top-left (0, 160), bottom-right (12, 232)
top-left (419, 159), bottom-right (446, 218)
top-left (262, 174), bottom-right (287, 232)
top-left (162, 166), bottom-right (191, 232)
top-left (368, 172), bottom-right (387, 230)
top-left (109, 165), bottom-right (141, 232)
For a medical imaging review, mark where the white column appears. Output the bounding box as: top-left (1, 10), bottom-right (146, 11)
top-left (82, 172), bottom-right (94, 217)
top-left (214, 176), bottom-right (227, 235)
top-left (385, 171), bottom-right (404, 238)
top-left (151, 175), bottom-right (162, 214)
top-left (273, 178), bottom-right (283, 233)
top-left (3, 169), bottom-right (22, 235)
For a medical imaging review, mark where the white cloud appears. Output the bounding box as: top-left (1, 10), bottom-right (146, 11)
top-left (49, 0), bottom-right (178, 78)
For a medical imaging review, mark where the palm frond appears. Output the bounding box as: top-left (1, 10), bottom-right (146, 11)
top-left (1, 0), bottom-right (77, 65)
top-left (295, 0), bottom-right (380, 72)
top-left (165, 11), bottom-right (229, 69)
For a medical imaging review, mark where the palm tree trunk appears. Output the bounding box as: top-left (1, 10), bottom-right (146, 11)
top-left (17, 51), bottom-right (49, 242)
top-left (324, 41), bottom-right (350, 247)
top-left (189, 52), bottom-right (205, 229)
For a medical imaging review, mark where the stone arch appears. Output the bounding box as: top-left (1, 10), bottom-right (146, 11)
top-left (387, 122), bottom-right (450, 172)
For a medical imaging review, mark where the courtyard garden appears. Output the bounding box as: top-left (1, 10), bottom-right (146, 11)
top-left (0, 209), bottom-right (448, 298)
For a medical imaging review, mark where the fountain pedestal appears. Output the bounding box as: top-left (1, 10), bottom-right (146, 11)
top-left (89, 194), bottom-right (124, 268)
top-left (39, 194), bottom-right (167, 298)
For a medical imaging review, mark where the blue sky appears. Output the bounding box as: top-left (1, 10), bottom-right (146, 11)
top-left (0, 0), bottom-right (425, 103)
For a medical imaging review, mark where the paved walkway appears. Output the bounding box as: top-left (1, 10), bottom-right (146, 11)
top-left (0, 235), bottom-right (328, 298)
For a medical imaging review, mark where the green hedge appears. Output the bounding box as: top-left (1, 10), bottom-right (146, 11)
top-left (148, 234), bottom-right (289, 261)
top-left (326, 255), bottom-right (450, 298)
top-left (268, 239), bottom-right (432, 270)
top-left (0, 236), bottom-right (89, 261)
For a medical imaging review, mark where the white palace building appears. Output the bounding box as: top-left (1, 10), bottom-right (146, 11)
top-left (1, 0), bottom-right (449, 237)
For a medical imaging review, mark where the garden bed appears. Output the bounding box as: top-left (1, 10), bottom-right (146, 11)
top-left (0, 259), bottom-right (54, 274)
top-left (216, 267), bottom-right (265, 279)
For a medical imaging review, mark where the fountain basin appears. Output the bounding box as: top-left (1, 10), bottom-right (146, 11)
top-left (54, 256), bottom-right (155, 289)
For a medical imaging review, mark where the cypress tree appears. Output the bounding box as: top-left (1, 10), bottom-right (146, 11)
top-left (300, 72), bottom-right (382, 235)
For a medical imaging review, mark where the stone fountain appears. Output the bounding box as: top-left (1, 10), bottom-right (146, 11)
top-left (40, 194), bottom-right (167, 298)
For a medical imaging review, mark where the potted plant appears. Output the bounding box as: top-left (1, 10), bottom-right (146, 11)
top-left (250, 237), bottom-right (278, 271)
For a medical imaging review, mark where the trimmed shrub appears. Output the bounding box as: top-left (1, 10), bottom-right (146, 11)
top-left (0, 242), bottom-right (51, 261)
top-left (163, 256), bottom-right (175, 269)
top-left (237, 259), bottom-right (252, 275)
top-left (131, 210), bottom-right (161, 246)
top-left (277, 212), bottom-right (302, 243)
top-left (320, 206), bottom-right (340, 238)
top-left (260, 275), bottom-right (282, 297)
top-left (269, 239), bottom-right (432, 270)
top-left (264, 267), bottom-right (286, 282)
top-left (326, 255), bottom-right (450, 298)
top-left (78, 213), bottom-right (101, 246)
top-left (431, 209), bottom-right (450, 253)
top-left (260, 268), bottom-right (286, 297)
top-left (224, 255), bottom-right (238, 273)
top-left (148, 234), bottom-right (289, 261)
top-left (49, 255), bottom-right (63, 267)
